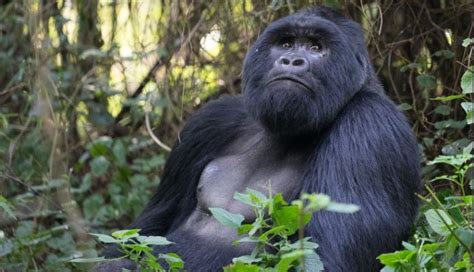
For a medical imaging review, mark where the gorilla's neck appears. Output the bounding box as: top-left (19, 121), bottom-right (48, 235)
top-left (246, 118), bottom-right (319, 150)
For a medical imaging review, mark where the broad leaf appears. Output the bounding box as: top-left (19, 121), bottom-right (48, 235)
top-left (424, 209), bottom-right (453, 236)
top-left (90, 233), bottom-right (119, 244)
top-left (209, 207), bottom-right (244, 229)
top-left (138, 236), bottom-right (174, 246)
top-left (69, 257), bottom-right (107, 263)
top-left (461, 102), bottom-right (473, 124)
top-left (416, 74), bottom-right (436, 90)
top-left (112, 229), bottom-right (140, 239)
top-left (326, 202), bottom-right (360, 213)
top-left (461, 67), bottom-right (473, 94)
top-left (90, 156), bottom-right (110, 177)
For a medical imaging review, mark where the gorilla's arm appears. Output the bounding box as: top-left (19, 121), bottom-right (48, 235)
top-left (128, 96), bottom-right (247, 235)
top-left (302, 91), bottom-right (420, 271)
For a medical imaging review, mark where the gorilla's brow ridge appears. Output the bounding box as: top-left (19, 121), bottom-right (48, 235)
top-left (265, 17), bottom-right (340, 42)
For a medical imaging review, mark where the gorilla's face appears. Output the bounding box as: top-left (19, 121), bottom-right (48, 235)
top-left (243, 7), bottom-right (370, 140)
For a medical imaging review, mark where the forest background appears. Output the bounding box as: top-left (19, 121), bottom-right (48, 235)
top-left (0, 0), bottom-right (472, 271)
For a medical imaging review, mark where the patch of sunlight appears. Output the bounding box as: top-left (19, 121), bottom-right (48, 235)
top-left (76, 101), bottom-right (89, 142)
top-left (419, 46), bottom-right (432, 71)
top-left (444, 29), bottom-right (453, 46)
top-left (107, 95), bottom-right (122, 117)
top-left (200, 27), bottom-right (222, 58)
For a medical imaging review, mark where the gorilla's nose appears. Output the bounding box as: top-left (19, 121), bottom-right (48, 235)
top-left (276, 55), bottom-right (309, 73)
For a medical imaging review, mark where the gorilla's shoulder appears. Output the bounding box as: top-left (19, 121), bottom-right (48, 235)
top-left (179, 95), bottom-right (248, 140)
top-left (341, 91), bottom-right (413, 134)
top-left (350, 91), bottom-right (402, 114)
top-left (189, 95), bottom-right (246, 123)
top-left (200, 95), bottom-right (245, 114)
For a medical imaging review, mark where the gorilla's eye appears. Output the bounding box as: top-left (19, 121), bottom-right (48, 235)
top-left (281, 42), bottom-right (292, 49)
top-left (310, 43), bottom-right (321, 51)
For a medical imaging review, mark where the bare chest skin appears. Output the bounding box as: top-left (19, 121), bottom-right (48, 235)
top-left (180, 128), bottom-right (312, 246)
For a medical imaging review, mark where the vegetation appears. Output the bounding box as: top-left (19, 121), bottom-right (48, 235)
top-left (0, 1), bottom-right (472, 271)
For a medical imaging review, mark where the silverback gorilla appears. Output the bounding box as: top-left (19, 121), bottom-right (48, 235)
top-left (98, 6), bottom-right (420, 272)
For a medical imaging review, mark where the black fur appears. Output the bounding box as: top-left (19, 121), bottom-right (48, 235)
top-left (98, 6), bottom-right (420, 272)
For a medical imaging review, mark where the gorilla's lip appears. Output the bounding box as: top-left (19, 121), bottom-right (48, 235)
top-left (266, 75), bottom-right (311, 91)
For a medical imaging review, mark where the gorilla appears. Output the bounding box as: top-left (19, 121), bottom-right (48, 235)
top-left (98, 6), bottom-right (420, 272)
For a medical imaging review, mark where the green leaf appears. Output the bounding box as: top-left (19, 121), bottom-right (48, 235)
top-left (272, 205), bottom-right (305, 235)
top-left (147, 155), bottom-right (166, 168)
top-left (234, 192), bottom-right (254, 207)
top-left (248, 218), bottom-right (263, 236)
top-left (209, 207), bottom-right (244, 229)
top-left (431, 94), bottom-right (465, 101)
top-left (138, 236), bottom-right (174, 246)
top-left (258, 225), bottom-right (287, 240)
top-left (232, 255), bottom-right (262, 264)
top-left (269, 193), bottom-right (287, 215)
top-left (275, 249), bottom-right (307, 272)
top-left (441, 138), bottom-right (471, 155)
top-left (445, 195), bottom-right (473, 204)
top-left (433, 50), bottom-right (455, 59)
top-left (245, 188), bottom-right (268, 204)
top-left (424, 209), bottom-right (453, 236)
top-left (0, 239), bottom-right (13, 257)
top-left (398, 103), bottom-right (412, 111)
top-left (159, 253), bottom-right (184, 268)
top-left (400, 63), bottom-right (420, 72)
top-left (237, 224), bottom-right (254, 235)
top-left (326, 202), bottom-right (360, 213)
top-left (461, 67), bottom-right (473, 94)
top-left (112, 229), bottom-right (140, 239)
top-left (429, 153), bottom-right (473, 167)
top-left (377, 250), bottom-right (415, 266)
top-left (402, 241), bottom-right (416, 251)
top-left (224, 262), bottom-right (260, 272)
top-left (454, 252), bottom-right (472, 269)
top-left (301, 193), bottom-right (330, 211)
top-left (416, 74), bottom-right (437, 90)
top-left (88, 136), bottom-right (113, 156)
top-left (233, 237), bottom-right (259, 245)
top-left (455, 228), bottom-right (473, 247)
top-left (0, 196), bottom-right (16, 219)
top-left (433, 105), bottom-right (453, 116)
top-left (145, 255), bottom-right (164, 270)
top-left (15, 221), bottom-right (34, 238)
top-left (112, 140), bottom-right (127, 165)
top-left (88, 103), bottom-right (115, 127)
top-left (303, 251), bottom-right (324, 272)
top-left (69, 257), bottom-right (107, 263)
top-left (461, 102), bottom-right (473, 124)
top-left (90, 156), bottom-right (111, 177)
top-left (90, 233), bottom-right (119, 244)
top-left (462, 38), bottom-right (474, 47)
top-left (434, 119), bottom-right (466, 130)
top-left (286, 238), bottom-right (319, 250)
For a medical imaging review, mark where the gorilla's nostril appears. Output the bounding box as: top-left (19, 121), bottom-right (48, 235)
top-left (292, 58), bottom-right (305, 66)
top-left (281, 58), bottom-right (290, 65)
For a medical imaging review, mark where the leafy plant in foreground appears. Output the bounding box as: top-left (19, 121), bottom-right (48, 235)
top-left (71, 229), bottom-right (183, 272)
top-left (378, 147), bottom-right (473, 271)
top-left (377, 38), bottom-right (473, 272)
top-left (210, 189), bottom-right (359, 272)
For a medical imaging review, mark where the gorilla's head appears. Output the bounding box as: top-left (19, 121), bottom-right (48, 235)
top-left (243, 6), bottom-right (374, 140)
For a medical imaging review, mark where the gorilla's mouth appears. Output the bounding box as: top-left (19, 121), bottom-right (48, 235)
top-left (266, 75), bottom-right (311, 91)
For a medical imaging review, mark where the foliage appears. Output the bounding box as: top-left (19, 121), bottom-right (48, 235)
top-left (0, 0), bottom-right (472, 271)
top-left (377, 40), bottom-right (473, 272)
top-left (71, 229), bottom-right (183, 272)
top-left (378, 147), bottom-right (472, 271)
top-left (210, 189), bottom-right (359, 271)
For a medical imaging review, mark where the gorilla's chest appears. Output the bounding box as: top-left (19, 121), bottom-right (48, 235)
top-left (196, 134), bottom-right (309, 221)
